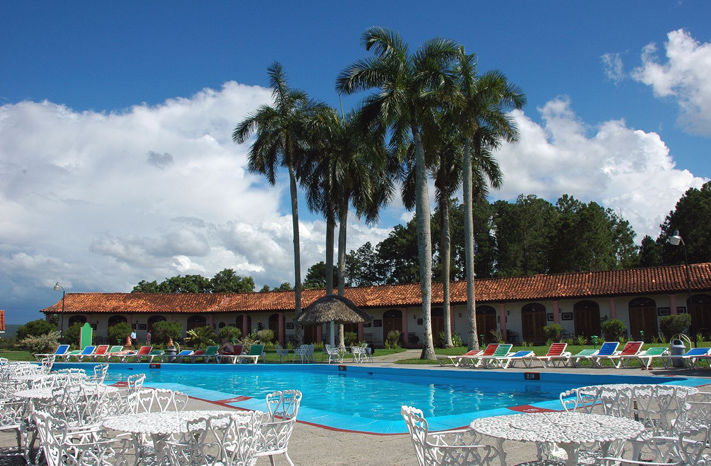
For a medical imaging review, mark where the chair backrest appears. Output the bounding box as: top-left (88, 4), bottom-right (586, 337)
top-left (546, 343), bottom-right (567, 357)
top-left (138, 388), bottom-right (188, 413)
top-left (481, 343), bottom-right (499, 356)
top-left (574, 348), bottom-right (597, 357)
top-left (137, 346), bottom-right (152, 355)
top-left (177, 350), bottom-right (193, 356)
top-left (249, 344), bottom-right (264, 356)
top-left (54, 344), bottom-right (71, 355)
top-left (597, 341), bottom-right (619, 356)
top-left (234, 344), bottom-right (244, 355)
top-left (149, 350), bottom-right (163, 356)
top-left (643, 346), bottom-right (668, 356)
top-left (94, 345), bottom-right (109, 355)
top-left (188, 412), bottom-right (264, 466)
top-left (401, 406), bottom-right (430, 466)
top-left (685, 347), bottom-right (711, 356)
top-left (620, 341), bottom-right (643, 355)
top-left (204, 345), bottom-right (219, 355)
top-left (108, 345), bottom-right (123, 353)
top-left (462, 349), bottom-right (480, 357)
top-left (492, 344), bottom-right (512, 357)
top-left (126, 373), bottom-right (146, 393)
top-left (509, 351), bottom-right (531, 358)
top-left (80, 345), bottom-right (96, 355)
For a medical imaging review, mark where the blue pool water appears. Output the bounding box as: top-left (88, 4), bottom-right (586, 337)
top-left (57, 363), bottom-right (708, 434)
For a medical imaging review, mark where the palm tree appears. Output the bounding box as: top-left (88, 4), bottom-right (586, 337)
top-left (454, 50), bottom-right (525, 350)
top-left (337, 27), bottom-right (460, 359)
top-left (233, 62), bottom-right (325, 344)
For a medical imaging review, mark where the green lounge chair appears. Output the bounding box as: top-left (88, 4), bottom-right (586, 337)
top-left (237, 344), bottom-right (264, 364)
top-left (621, 346), bottom-right (668, 369)
top-left (569, 348), bottom-right (597, 367)
top-left (477, 344), bottom-right (513, 368)
top-left (190, 345), bottom-right (219, 363)
top-left (141, 349), bottom-right (164, 363)
top-left (101, 345), bottom-right (124, 362)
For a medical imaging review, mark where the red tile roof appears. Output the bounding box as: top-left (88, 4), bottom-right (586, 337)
top-left (41, 263), bottom-right (711, 315)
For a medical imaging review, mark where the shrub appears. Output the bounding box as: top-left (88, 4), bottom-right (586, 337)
top-left (451, 333), bottom-right (464, 347)
top-left (602, 319), bottom-right (626, 341)
top-left (256, 329), bottom-right (274, 343)
top-left (344, 331), bottom-right (358, 346)
top-left (152, 321), bottom-right (183, 345)
top-left (63, 323), bottom-right (82, 346)
top-left (385, 330), bottom-right (401, 349)
top-left (660, 314), bottom-right (691, 340)
top-left (185, 326), bottom-right (216, 349)
top-left (17, 319), bottom-right (55, 340)
top-left (217, 326), bottom-right (241, 343)
top-left (108, 322), bottom-right (132, 345)
top-left (20, 331), bottom-right (60, 354)
top-left (575, 335), bottom-right (587, 346)
top-left (543, 324), bottom-right (562, 342)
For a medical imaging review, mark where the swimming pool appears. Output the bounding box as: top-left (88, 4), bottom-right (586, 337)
top-left (57, 363), bottom-right (708, 434)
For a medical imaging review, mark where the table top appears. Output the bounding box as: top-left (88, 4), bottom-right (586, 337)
top-left (471, 412), bottom-right (645, 445)
top-left (103, 410), bottom-right (245, 435)
top-left (13, 384), bottom-right (119, 400)
top-left (11, 373), bottom-right (55, 383)
top-left (576, 383), bottom-right (699, 396)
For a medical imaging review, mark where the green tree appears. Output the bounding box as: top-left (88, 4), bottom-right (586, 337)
top-left (132, 280), bottom-right (160, 293)
top-left (276, 282), bottom-right (293, 291)
top-left (638, 235), bottom-right (662, 267)
top-left (659, 182), bottom-right (711, 265)
top-left (259, 285), bottom-right (271, 292)
top-left (233, 62), bottom-right (326, 345)
top-left (151, 320), bottom-right (183, 345)
top-left (377, 221), bottom-right (421, 285)
top-left (452, 49), bottom-right (524, 350)
top-left (303, 261), bottom-right (339, 289)
top-left (63, 323), bottom-right (82, 346)
top-left (108, 322), bottom-right (132, 345)
top-left (217, 326), bottom-right (242, 343)
top-left (345, 242), bottom-right (381, 287)
top-left (185, 326), bottom-right (217, 349)
top-left (17, 319), bottom-right (55, 340)
top-left (210, 269), bottom-right (255, 293)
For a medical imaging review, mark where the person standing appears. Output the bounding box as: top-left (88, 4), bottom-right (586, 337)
top-left (146, 330), bottom-right (151, 345)
top-left (130, 329), bottom-right (137, 347)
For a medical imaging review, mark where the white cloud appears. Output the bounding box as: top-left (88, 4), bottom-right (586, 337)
top-left (0, 83), bottom-right (391, 321)
top-left (632, 29), bottom-right (711, 135)
top-left (601, 52), bottom-right (625, 84)
top-left (495, 97), bottom-right (707, 239)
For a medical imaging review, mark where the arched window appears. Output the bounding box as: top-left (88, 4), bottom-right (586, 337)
top-left (628, 297), bottom-right (657, 341)
top-left (68, 315), bottom-right (87, 327)
top-left (147, 315), bottom-right (166, 331)
top-left (108, 315), bottom-right (127, 328)
top-left (476, 306), bottom-right (497, 344)
top-left (187, 315), bottom-right (207, 331)
top-left (574, 301), bottom-right (601, 339)
top-left (521, 303), bottom-right (546, 345)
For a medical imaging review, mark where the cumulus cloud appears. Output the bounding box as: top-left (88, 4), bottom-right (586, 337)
top-left (632, 29), bottom-right (711, 135)
top-left (601, 52), bottom-right (625, 84)
top-left (495, 97), bottom-right (707, 239)
top-left (0, 83), bottom-right (390, 321)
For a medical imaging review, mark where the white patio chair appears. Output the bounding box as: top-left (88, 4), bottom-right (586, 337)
top-left (401, 406), bottom-right (500, 466)
top-left (167, 411), bottom-right (266, 466)
top-left (325, 344), bottom-right (344, 364)
top-left (87, 363), bottom-right (109, 384)
top-left (600, 424), bottom-right (708, 465)
top-left (134, 388), bottom-right (189, 413)
top-left (126, 373), bottom-right (146, 393)
top-left (0, 398), bottom-right (30, 464)
top-left (39, 356), bottom-right (55, 374)
top-left (33, 410), bottom-right (129, 466)
top-left (293, 344), bottom-right (314, 363)
top-left (255, 390), bottom-right (302, 466)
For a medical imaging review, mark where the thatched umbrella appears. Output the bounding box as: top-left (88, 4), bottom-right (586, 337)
top-left (298, 295), bottom-right (372, 345)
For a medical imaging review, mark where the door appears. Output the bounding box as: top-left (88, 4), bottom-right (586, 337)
top-left (382, 309), bottom-right (403, 345)
top-left (521, 303), bottom-right (547, 345)
top-left (628, 298), bottom-right (657, 341)
top-left (574, 301), bottom-right (601, 339)
top-left (476, 306), bottom-right (497, 343)
top-left (689, 294), bottom-right (711, 338)
top-left (431, 308), bottom-right (444, 347)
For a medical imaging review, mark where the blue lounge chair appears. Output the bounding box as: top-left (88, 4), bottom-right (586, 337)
top-left (34, 344), bottom-right (70, 361)
top-left (499, 350), bottom-right (536, 369)
top-left (71, 345), bottom-right (96, 362)
top-left (663, 347), bottom-right (711, 369)
top-left (590, 341), bottom-right (619, 367)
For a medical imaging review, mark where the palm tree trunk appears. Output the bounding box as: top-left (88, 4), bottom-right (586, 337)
top-left (463, 139), bottom-right (480, 350)
top-left (414, 130), bottom-right (435, 359)
top-left (326, 200), bottom-right (336, 347)
top-left (440, 196), bottom-right (453, 348)
top-left (289, 165), bottom-right (303, 345)
top-left (337, 195), bottom-right (348, 347)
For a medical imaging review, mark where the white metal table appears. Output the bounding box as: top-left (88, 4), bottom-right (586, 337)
top-left (471, 412), bottom-right (645, 466)
top-left (13, 384), bottom-right (118, 401)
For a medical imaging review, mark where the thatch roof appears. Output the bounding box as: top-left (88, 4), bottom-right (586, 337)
top-left (297, 295), bottom-right (373, 325)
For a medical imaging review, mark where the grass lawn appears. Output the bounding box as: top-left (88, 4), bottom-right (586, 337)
top-left (0, 349), bottom-right (34, 361)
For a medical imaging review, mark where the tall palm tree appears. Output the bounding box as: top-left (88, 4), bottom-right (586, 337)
top-left (233, 62), bottom-right (325, 344)
top-left (337, 27), bottom-right (459, 359)
top-left (454, 50), bottom-right (525, 350)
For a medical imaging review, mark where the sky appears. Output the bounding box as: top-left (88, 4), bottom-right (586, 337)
top-left (1, 1), bottom-right (710, 323)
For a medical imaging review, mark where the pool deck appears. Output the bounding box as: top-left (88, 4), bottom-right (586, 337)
top-left (2, 349), bottom-right (710, 465)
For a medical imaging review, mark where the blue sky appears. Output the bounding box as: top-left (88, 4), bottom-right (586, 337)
top-left (1, 1), bottom-right (710, 323)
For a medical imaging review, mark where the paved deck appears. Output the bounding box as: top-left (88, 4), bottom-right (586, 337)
top-left (2, 352), bottom-right (709, 465)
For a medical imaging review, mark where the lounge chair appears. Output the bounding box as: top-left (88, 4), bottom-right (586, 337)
top-left (663, 347), bottom-right (711, 369)
top-left (478, 344), bottom-right (513, 368)
top-left (216, 344), bottom-right (243, 363)
top-left (498, 350), bottom-right (536, 369)
top-left (626, 346), bottom-right (668, 369)
top-left (88, 345), bottom-right (109, 361)
top-left (140, 349), bottom-right (164, 363)
top-left (190, 345), bottom-right (219, 363)
top-left (34, 344), bottom-right (70, 361)
top-left (589, 342), bottom-right (620, 367)
top-left (568, 348), bottom-right (598, 367)
top-left (606, 341), bottom-right (643, 368)
top-left (173, 349), bottom-right (194, 363)
top-left (437, 349), bottom-right (482, 367)
top-left (459, 343), bottom-right (499, 368)
top-left (72, 345), bottom-right (97, 362)
top-left (237, 344), bottom-right (264, 364)
top-left (99, 345), bottom-right (124, 362)
top-left (61, 349), bottom-right (82, 362)
top-left (401, 406), bottom-right (500, 465)
top-left (533, 343), bottom-right (570, 367)
top-left (123, 346), bottom-right (152, 362)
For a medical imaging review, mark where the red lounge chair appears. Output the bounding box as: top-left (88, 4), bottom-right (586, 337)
top-left (608, 341), bottom-right (643, 368)
top-left (460, 344), bottom-right (499, 368)
top-left (90, 345), bottom-right (110, 362)
top-left (534, 343), bottom-right (570, 367)
top-left (437, 349), bottom-right (482, 367)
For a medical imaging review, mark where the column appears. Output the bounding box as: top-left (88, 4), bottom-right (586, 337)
top-left (278, 313), bottom-right (284, 345)
top-left (401, 309), bottom-right (409, 348)
top-left (609, 298), bottom-right (617, 319)
top-left (553, 301), bottom-right (560, 324)
top-left (498, 303), bottom-right (507, 342)
top-left (670, 294), bottom-right (678, 315)
top-left (450, 307), bottom-right (456, 333)
top-left (316, 325), bottom-right (322, 343)
top-left (242, 315), bottom-right (248, 336)
top-left (208, 314), bottom-right (214, 328)
top-left (358, 323), bottom-right (364, 342)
